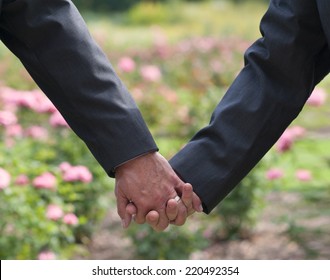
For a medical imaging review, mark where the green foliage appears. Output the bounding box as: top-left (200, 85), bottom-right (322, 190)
top-left (0, 90), bottom-right (113, 259)
top-left (0, 178), bottom-right (75, 259)
top-left (72, 0), bottom-right (206, 13)
top-left (211, 163), bottom-right (268, 239)
top-left (126, 223), bottom-right (208, 259)
top-left (126, 2), bottom-right (180, 25)
top-left (72, 0), bottom-right (138, 12)
top-left (72, 0), bottom-right (268, 13)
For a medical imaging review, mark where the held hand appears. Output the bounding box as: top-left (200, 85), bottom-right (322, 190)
top-left (125, 184), bottom-right (203, 231)
top-left (145, 183), bottom-right (203, 231)
top-left (115, 152), bottom-right (190, 231)
top-left (167, 183), bottom-right (203, 223)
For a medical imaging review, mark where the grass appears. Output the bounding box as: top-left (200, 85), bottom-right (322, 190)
top-left (82, 0), bottom-right (268, 50)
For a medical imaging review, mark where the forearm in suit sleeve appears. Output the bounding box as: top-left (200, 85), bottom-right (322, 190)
top-left (170, 0), bottom-right (330, 213)
top-left (0, 0), bottom-right (158, 177)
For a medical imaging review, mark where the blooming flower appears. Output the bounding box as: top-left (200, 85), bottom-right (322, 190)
top-left (49, 111), bottom-right (69, 128)
top-left (15, 91), bottom-right (36, 109)
top-left (0, 168), bottom-right (10, 190)
top-left (59, 162), bottom-right (72, 172)
top-left (25, 126), bottom-right (48, 140)
top-left (140, 65), bottom-right (162, 82)
top-left (63, 213), bottom-right (79, 225)
top-left (266, 168), bottom-right (284, 180)
top-left (15, 174), bottom-right (29, 186)
top-left (46, 204), bottom-right (63, 221)
top-left (307, 88), bottom-right (326, 107)
top-left (62, 165), bottom-right (93, 183)
top-left (296, 169), bottom-right (312, 182)
top-left (38, 251), bottom-right (57, 260)
top-left (0, 87), bottom-right (26, 108)
top-left (31, 90), bottom-right (57, 113)
top-left (118, 57), bottom-right (136, 73)
top-left (276, 126), bottom-right (306, 153)
top-left (5, 124), bottom-right (23, 138)
top-left (276, 130), bottom-right (294, 153)
top-left (289, 126), bottom-right (306, 139)
top-left (33, 172), bottom-right (56, 189)
top-left (194, 37), bottom-right (216, 53)
top-left (0, 111), bottom-right (17, 126)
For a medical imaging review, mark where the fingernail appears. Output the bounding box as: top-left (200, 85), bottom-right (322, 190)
top-left (198, 205), bottom-right (204, 212)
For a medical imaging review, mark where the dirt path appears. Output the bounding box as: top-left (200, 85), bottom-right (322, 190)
top-left (83, 191), bottom-right (330, 260)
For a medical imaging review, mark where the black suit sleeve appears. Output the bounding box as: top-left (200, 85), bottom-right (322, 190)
top-left (0, 0), bottom-right (158, 177)
top-left (170, 0), bottom-right (330, 213)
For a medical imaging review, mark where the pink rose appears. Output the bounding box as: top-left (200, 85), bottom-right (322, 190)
top-left (17, 91), bottom-right (36, 109)
top-left (0, 87), bottom-right (55, 114)
top-left (307, 88), bottom-right (326, 107)
top-left (46, 204), bottom-right (63, 221)
top-left (33, 172), bottom-right (56, 189)
top-left (3, 89), bottom-right (38, 110)
top-left (5, 124), bottom-right (23, 138)
top-left (31, 90), bottom-right (57, 113)
top-left (25, 126), bottom-right (48, 140)
top-left (276, 126), bottom-right (306, 153)
top-left (49, 111), bottom-right (69, 128)
top-left (38, 251), bottom-right (56, 260)
top-left (0, 111), bottom-right (17, 126)
top-left (118, 57), bottom-right (136, 73)
top-left (59, 162), bottom-right (72, 172)
top-left (0, 87), bottom-right (19, 106)
top-left (15, 174), bottom-right (29, 186)
top-left (276, 130), bottom-right (294, 153)
top-left (289, 126), bottom-right (306, 139)
top-left (195, 37), bottom-right (216, 53)
top-left (140, 65), bottom-right (162, 82)
top-left (0, 168), bottom-right (11, 190)
top-left (266, 168), bottom-right (284, 180)
top-left (63, 213), bottom-right (79, 225)
top-left (296, 169), bottom-right (312, 182)
top-left (62, 165), bottom-right (93, 183)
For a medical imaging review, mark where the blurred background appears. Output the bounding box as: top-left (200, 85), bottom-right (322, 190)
top-left (0, 0), bottom-right (329, 260)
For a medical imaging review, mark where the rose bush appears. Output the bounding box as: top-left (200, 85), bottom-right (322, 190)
top-left (0, 87), bottom-right (113, 259)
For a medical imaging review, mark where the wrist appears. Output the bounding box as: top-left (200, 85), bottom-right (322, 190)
top-left (114, 151), bottom-right (158, 176)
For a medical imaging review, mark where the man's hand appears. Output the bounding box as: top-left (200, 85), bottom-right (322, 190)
top-left (166, 183), bottom-right (203, 223)
top-left (145, 183), bottom-right (203, 231)
top-left (125, 183), bottom-right (203, 231)
top-left (115, 152), bottom-right (194, 231)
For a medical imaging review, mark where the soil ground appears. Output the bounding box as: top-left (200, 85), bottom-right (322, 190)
top-left (82, 191), bottom-right (330, 260)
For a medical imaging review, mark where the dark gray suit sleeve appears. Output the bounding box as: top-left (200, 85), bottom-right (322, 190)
top-left (0, 0), bottom-right (158, 177)
top-left (170, 0), bottom-right (330, 213)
